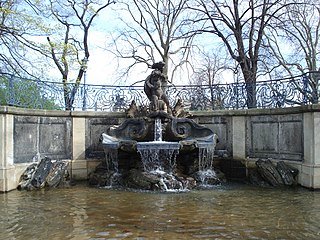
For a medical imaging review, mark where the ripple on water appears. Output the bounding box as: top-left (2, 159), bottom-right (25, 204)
top-left (0, 184), bottom-right (319, 239)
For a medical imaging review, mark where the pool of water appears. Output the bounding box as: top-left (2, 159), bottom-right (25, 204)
top-left (0, 183), bottom-right (320, 239)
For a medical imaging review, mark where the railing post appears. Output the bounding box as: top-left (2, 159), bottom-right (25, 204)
top-left (81, 57), bottom-right (88, 111)
top-left (82, 82), bottom-right (87, 111)
top-left (8, 75), bottom-right (14, 106)
top-left (302, 74), bottom-right (309, 104)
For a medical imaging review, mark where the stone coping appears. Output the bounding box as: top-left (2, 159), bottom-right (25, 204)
top-left (190, 104), bottom-right (320, 117)
top-left (1, 104), bottom-right (320, 117)
top-left (0, 106), bottom-right (125, 118)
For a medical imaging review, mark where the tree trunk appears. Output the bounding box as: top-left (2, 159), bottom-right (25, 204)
top-left (310, 71), bottom-right (320, 104)
top-left (63, 69), bottom-right (85, 110)
top-left (245, 80), bottom-right (257, 108)
top-left (239, 60), bottom-right (257, 109)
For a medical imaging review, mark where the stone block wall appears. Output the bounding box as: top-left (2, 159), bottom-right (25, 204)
top-left (1, 105), bottom-right (320, 191)
top-left (14, 116), bottom-right (72, 163)
top-left (247, 113), bottom-right (303, 161)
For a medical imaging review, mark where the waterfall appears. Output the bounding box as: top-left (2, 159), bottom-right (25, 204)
top-left (104, 148), bottom-right (119, 172)
top-left (101, 133), bottom-right (120, 172)
top-left (137, 142), bottom-right (179, 173)
top-left (135, 118), bottom-right (185, 191)
top-left (198, 143), bottom-right (215, 171)
top-left (196, 142), bottom-right (219, 186)
top-left (154, 118), bottom-right (163, 141)
top-left (103, 143), bottom-right (121, 187)
top-left (137, 118), bottom-right (179, 172)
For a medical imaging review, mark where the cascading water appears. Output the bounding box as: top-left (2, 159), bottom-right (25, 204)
top-left (195, 142), bottom-right (219, 186)
top-left (154, 118), bottom-right (162, 141)
top-left (198, 143), bottom-right (215, 171)
top-left (104, 149), bottom-right (119, 172)
top-left (101, 137), bottom-right (121, 187)
top-left (137, 142), bottom-right (179, 173)
top-left (137, 118), bottom-right (180, 173)
top-left (136, 118), bottom-right (185, 191)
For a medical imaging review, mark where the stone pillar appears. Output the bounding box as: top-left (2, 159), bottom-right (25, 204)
top-left (232, 116), bottom-right (246, 160)
top-left (302, 112), bottom-right (320, 188)
top-left (0, 111), bottom-right (16, 192)
top-left (71, 117), bottom-right (87, 180)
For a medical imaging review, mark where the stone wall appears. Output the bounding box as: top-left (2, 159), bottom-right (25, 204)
top-left (14, 116), bottom-right (72, 163)
top-left (247, 113), bottom-right (303, 161)
top-left (1, 105), bottom-right (320, 191)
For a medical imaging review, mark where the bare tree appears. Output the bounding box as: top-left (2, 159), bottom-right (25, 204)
top-left (190, 50), bottom-right (229, 85)
top-left (190, 50), bottom-right (229, 109)
top-left (192, 0), bottom-right (294, 108)
top-left (263, 0), bottom-right (320, 103)
top-left (45, 0), bottom-right (115, 110)
top-left (110, 0), bottom-right (198, 86)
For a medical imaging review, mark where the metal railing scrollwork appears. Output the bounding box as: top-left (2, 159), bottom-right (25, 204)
top-left (0, 72), bottom-right (319, 111)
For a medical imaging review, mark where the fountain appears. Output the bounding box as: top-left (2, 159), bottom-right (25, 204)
top-left (94, 62), bottom-right (220, 191)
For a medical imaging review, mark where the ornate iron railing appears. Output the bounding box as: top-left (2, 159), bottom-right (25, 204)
top-left (0, 72), bottom-right (319, 111)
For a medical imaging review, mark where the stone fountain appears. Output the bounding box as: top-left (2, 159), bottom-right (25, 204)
top-left (91, 62), bottom-right (220, 191)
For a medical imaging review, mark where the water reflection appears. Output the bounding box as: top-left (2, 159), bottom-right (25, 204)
top-left (0, 183), bottom-right (320, 239)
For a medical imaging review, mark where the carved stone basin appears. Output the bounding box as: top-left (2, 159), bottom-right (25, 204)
top-left (101, 117), bottom-right (218, 153)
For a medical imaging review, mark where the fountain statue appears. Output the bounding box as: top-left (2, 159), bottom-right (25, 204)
top-left (93, 62), bottom-right (220, 191)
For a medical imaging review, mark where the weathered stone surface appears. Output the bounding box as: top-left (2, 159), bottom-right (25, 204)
top-left (168, 118), bottom-right (215, 141)
top-left (88, 157), bottom-right (204, 191)
top-left (248, 168), bottom-right (271, 187)
top-left (46, 161), bottom-right (69, 188)
top-left (247, 114), bottom-right (303, 161)
top-left (14, 116), bottom-right (71, 163)
top-left (124, 169), bottom-right (195, 191)
top-left (86, 117), bottom-right (122, 159)
top-left (193, 170), bottom-right (221, 186)
top-left (17, 157), bottom-right (69, 190)
top-left (172, 99), bottom-right (192, 118)
top-left (88, 162), bottom-right (122, 187)
top-left (30, 157), bottom-right (53, 188)
top-left (256, 159), bottom-right (284, 186)
top-left (276, 161), bottom-right (298, 186)
top-left (125, 169), bottom-right (161, 190)
top-left (17, 163), bottom-right (38, 190)
top-left (251, 159), bottom-right (299, 187)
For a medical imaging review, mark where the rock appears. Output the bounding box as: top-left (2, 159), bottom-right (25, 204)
top-left (276, 161), bottom-right (298, 186)
top-left (125, 169), bottom-right (160, 190)
top-left (125, 169), bottom-right (190, 191)
top-left (248, 168), bottom-right (270, 187)
top-left (89, 171), bottom-right (121, 187)
top-left (193, 169), bottom-right (221, 186)
top-left (30, 157), bottom-right (53, 188)
top-left (88, 162), bottom-right (122, 187)
top-left (17, 163), bottom-right (38, 190)
top-left (254, 159), bottom-right (299, 187)
top-left (46, 161), bottom-right (69, 188)
top-left (18, 157), bottom-right (69, 190)
top-left (175, 171), bottom-right (197, 189)
top-left (256, 159), bottom-right (283, 186)
top-left (215, 168), bottom-right (226, 183)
